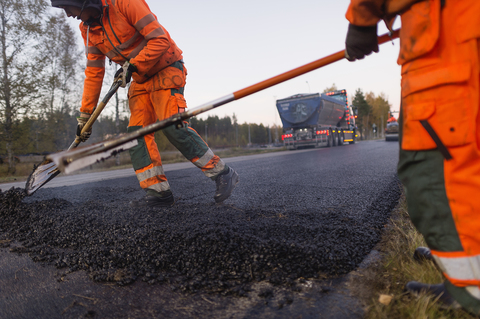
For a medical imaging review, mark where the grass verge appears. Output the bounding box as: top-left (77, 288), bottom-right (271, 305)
top-left (349, 191), bottom-right (475, 319)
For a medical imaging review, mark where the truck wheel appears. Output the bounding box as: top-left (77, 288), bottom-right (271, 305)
top-left (338, 132), bottom-right (344, 146)
top-left (327, 132), bottom-right (333, 147)
top-left (332, 132), bottom-right (337, 147)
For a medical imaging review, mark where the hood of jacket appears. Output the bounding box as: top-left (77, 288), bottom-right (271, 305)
top-left (51, 0), bottom-right (102, 12)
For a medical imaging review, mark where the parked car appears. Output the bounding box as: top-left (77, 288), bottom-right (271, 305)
top-left (385, 121), bottom-right (399, 141)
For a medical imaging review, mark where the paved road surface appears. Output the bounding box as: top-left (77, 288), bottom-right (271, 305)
top-left (0, 140), bottom-right (401, 318)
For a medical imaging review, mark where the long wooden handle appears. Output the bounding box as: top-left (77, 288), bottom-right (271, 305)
top-left (70, 79), bottom-right (123, 148)
top-left (234, 29), bottom-right (399, 100)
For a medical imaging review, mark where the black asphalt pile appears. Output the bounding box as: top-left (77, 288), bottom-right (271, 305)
top-left (0, 180), bottom-right (401, 295)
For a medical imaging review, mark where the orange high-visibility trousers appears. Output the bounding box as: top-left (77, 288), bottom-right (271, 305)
top-left (127, 61), bottom-right (226, 193)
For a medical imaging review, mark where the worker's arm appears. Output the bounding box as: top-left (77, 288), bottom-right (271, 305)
top-left (116, 0), bottom-right (173, 76)
top-left (346, 0), bottom-right (386, 26)
top-left (79, 25), bottom-right (106, 115)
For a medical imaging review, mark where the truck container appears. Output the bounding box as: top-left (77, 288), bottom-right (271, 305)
top-left (276, 89), bottom-right (357, 150)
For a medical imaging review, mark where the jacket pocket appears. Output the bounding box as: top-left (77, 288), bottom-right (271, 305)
top-left (151, 63), bottom-right (186, 92)
top-left (397, 0), bottom-right (441, 65)
top-left (402, 62), bottom-right (471, 97)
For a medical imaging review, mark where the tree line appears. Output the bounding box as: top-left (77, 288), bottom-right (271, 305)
top-left (351, 88), bottom-right (392, 140)
top-left (0, 1), bottom-right (282, 175)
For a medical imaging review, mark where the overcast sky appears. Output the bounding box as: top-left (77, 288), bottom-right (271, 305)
top-left (67, 0), bottom-right (402, 126)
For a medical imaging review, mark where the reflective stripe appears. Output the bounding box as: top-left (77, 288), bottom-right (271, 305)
top-left (128, 39), bottom-right (148, 60)
top-left (136, 165), bottom-right (170, 192)
top-left (434, 254), bottom-right (480, 281)
top-left (203, 158), bottom-right (226, 178)
top-left (191, 149), bottom-right (226, 178)
top-left (86, 59), bottom-right (105, 68)
top-left (134, 14), bottom-right (156, 31)
top-left (117, 31), bottom-right (141, 51)
top-left (466, 286), bottom-right (480, 300)
top-left (136, 165), bottom-right (166, 182)
top-left (192, 149), bottom-right (215, 168)
top-left (142, 178), bottom-right (170, 193)
top-left (106, 50), bottom-right (118, 60)
top-left (145, 28), bottom-right (165, 40)
top-left (88, 46), bottom-right (103, 55)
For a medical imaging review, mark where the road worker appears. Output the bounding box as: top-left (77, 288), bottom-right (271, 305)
top-left (51, 0), bottom-right (238, 207)
top-left (387, 112), bottom-right (396, 123)
top-left (345, 0), bottom-right (480, 314)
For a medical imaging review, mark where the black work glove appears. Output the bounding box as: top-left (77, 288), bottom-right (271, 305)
top-left (345, 24), bottom-right (379, 61)
top-left (114, 61), bottom-right (138, 87)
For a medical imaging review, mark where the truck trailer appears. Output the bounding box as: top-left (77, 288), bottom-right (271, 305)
top-left (276, 89), bottom-right (357, 150)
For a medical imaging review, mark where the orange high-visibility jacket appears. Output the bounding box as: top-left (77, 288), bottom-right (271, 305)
top-left (79, 0), bottom-right (183, 114)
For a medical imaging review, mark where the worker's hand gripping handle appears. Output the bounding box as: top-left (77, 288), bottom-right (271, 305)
top-left (71, 79), bottom-right (123, 149)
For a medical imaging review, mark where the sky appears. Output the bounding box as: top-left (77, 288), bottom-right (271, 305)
top-left (66, 0), bottom-right (402, 127)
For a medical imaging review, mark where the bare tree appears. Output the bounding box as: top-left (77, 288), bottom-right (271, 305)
top-left (41, 12), bottom-right (81, 113)
top-left (0, 0), bottom-right (48, 174)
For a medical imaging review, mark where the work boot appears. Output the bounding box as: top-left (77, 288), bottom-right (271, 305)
top-left (129, 189), bottom-right (174, 208)
top-left (405, 282), bottom-right (461, 309)
top-left (413, 246), bottom-right (434, 262)
top-left (214, 167), bottom-right (239, 203)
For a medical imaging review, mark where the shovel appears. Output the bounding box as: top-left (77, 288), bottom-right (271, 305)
top-left (25, 78), bottom-right (123, 195)
top-left (47, 30), bottom-right (400, 175)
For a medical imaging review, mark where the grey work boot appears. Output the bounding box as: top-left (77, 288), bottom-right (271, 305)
top-left (405, 282), bottom-right (461, 309)
top-left (130, 189), bottom-right (174, 208)
top-left (413, 246), bottom-right (434, 262)
top-left (214, 167), bottom-right (239, 203)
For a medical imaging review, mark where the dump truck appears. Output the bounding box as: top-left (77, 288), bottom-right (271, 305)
top-left (277, 89), bottom-right (357, 150)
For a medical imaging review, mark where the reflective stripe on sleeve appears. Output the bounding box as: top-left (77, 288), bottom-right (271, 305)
top-left (86, 59), bottom-right (105, 68)
top-left (116, 31), bottom-right (141, 51)
top-left (134, 14), bottom-right (156, 31)
top-left (88, 46), bottom-right (103, 55)
top-left (128, 39), bottom-right (148, 59)
top-left (145, 28), bottom-right (166, 40)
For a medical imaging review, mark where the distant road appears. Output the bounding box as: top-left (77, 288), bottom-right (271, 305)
top-left (0, 149), bottom-right (314, 192)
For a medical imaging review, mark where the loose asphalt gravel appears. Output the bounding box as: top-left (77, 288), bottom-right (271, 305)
top-left (0, 141), bottom-right (401, 318)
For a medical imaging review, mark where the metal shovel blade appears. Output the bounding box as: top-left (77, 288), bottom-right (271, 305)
top-left (48, 139), bottom-right (138, 175)
top-left (25, 160), bottom-right (61, 195)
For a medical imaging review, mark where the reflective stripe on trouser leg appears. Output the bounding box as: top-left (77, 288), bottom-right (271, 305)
top-left (136, 164), bottom-right (170, 192)
top-left (163, 123), bottom-right (227, 179)
top-left (128, 83), bottom-right (170, 193)
top-left (398, 135), bottom-right (480, 312)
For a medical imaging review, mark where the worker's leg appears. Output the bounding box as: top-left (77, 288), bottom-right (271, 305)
top-left (150, 61), bottom-right (238, 202)
top-left (398, 147), bottom-right (480, 314)
top-left (152, 87), bottom-right (229, 180)
top-left (127, 81), bottom-right (170, 194)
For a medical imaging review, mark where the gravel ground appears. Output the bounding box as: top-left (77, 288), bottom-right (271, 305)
top-left (0, 142), bottom-right (401, 317)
